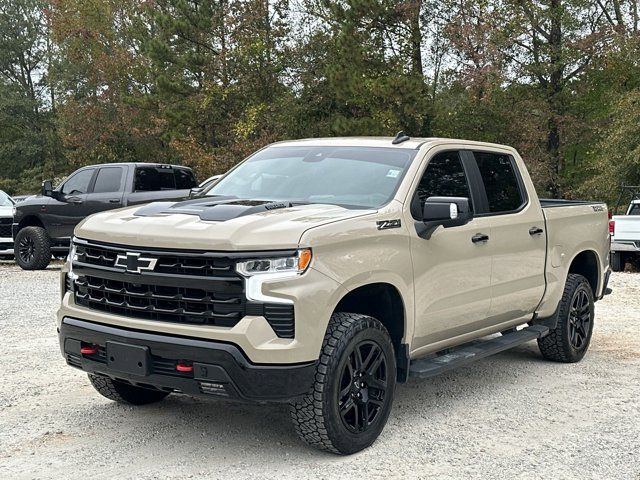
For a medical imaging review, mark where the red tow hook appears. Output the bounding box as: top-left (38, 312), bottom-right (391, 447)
top-left (80, 344), bottom-right (99, 355)
top-left (176, 361), bottom-right (194, 373)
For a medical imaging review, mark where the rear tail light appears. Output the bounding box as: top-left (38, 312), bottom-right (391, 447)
top-left (609, 220), bottom-right (615, 235)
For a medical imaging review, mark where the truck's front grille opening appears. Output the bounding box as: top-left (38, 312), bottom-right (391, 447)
top-left (71, 239), bottom-right (296, 337)
top-left (74, 275), bottom-right (244, 327)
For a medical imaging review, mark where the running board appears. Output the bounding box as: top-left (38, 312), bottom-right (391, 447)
top-left (409, 325), bottom-right (550, 379)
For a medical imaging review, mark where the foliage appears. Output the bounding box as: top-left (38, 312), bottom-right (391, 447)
top-left (0, 0), bottom-right (638, 203)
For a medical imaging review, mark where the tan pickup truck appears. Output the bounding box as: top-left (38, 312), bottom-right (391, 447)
top-left (57, 135), bottom-right (611, 454)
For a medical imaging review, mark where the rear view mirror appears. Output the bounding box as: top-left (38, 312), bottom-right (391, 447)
top-left (41, 180), bottom-right (53, 197)
top-left (417, 196), bottom-right (473, 238)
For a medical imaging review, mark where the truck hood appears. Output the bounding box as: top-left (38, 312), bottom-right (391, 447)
top-left (75, 197), bottom-right (376, 250)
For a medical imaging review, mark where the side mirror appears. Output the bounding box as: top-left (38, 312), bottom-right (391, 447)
top-left (189, 187), bottom-right (204, 198)
top-left (416, 196), bottom-right (473, 238)
top-left (41, 180), bottom-right (53, 197)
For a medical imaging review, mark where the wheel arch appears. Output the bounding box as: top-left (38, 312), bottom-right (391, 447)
top-left (568, 249), bottom-right (600, 298)
top-left (17, 214), bottom-right (45, 232)
top-left (333, 282), bottom-right (408, 380)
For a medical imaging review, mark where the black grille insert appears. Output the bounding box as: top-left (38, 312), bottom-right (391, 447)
top-left (74, 275), bottom-right (244, 327)
top-left (0, 225), bottom-right (11, 238)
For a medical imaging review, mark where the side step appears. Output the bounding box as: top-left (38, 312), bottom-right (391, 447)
top-left (409, 325), bottom-right (549, 379)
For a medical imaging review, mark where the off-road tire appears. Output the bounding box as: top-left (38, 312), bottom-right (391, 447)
top-left (88, 374), bottom-right (170, 405)
top-left (14, 226), bottom-right (51, 270)
top-left (610, 252), bottom-right (625, 272)
top-left (290, 312), bottom-right (396, 455)
top-left (538, 274), bottom-right (594, 363)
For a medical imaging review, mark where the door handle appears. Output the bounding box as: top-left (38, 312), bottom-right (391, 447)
top-left (529, 226), bottom-right (544, 236)
top-left (472, 233), bottom-right (489, 244)
top-left (68, 197), bottom-right (83, 205)
top-left (109, 199), bottom-right (120, 204)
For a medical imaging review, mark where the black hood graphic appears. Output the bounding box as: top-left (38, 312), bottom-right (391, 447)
top-left (134, 197), bottom-right (293, 222)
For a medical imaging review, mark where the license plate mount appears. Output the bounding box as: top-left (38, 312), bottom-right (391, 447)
top-left (106, 342), bottom-right (150, 376)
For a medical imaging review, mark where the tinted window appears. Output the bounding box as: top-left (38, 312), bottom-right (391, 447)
top-left (61, 169), bottom-right (94, 195)
top-left (414, 151), bottom-right (471, 214)
top-left (475, 152), bottom-right (524, 213)
top-left (629, 203), bottom-right (640, 215)
top-left (175, 169), bottom-right (197, 189)
top-left (93, 167), bottom-right (124, 193)
top-left (134, 167), bottom-right (176, 191)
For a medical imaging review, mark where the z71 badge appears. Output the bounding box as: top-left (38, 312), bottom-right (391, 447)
top-left (377, 219), bottom-right (402, 230)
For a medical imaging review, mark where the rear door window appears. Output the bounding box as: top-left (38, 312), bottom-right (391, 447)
top-left (134, 167), bottom-right (176, 191)
top-left (474, 152), bottom-right (525, 213)
top-left (174, 169), bottom-right (197, 189)
top-left (93, 167), bottom-right (124, 193)
top-left (61, 169), bottom-right (95, 195)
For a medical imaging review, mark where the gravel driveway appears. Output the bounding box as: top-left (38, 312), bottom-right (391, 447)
top-left (0, 262), bottom-right (638, 479)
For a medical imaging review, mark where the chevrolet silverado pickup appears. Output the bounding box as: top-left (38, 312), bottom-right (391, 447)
top-left (13, 163), bottom-right (197, 270)
top-left (57, 135), bottom-right (611, 454)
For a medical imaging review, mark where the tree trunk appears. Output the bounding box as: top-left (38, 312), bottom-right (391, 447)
top-left (546, 0), bottom-right (564, 197)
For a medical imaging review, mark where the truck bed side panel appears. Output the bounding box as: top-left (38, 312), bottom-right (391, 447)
top-left (538, 204), bottom-right (609, 317)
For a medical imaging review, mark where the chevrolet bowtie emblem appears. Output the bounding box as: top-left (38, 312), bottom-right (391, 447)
top-left (114, 252), bottom-right (158, 273)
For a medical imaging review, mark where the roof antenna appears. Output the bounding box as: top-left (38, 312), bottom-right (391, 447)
top-left (392, 131), bottom-right (410, 145)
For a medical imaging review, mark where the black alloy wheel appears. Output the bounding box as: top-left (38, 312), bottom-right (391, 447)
top-left (338, 340), bottom-right (388, 434)
top-left (18, 234), bottom-right (36, 263)
top-left (568, 288), bottom-right (592, 350)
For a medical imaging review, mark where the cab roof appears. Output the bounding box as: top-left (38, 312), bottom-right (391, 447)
top-left (272, 137), bottom-right (515, 152)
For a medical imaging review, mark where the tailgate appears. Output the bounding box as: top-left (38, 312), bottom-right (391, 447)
top-left (612, 215), bottom-right (640, 241)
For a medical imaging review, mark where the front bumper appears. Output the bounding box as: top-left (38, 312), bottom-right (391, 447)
top-left (59, 317), bottom-right (316, 402)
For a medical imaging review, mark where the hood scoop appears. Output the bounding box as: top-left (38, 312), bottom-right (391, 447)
top-left (134, 197), bottom-right (293, 222)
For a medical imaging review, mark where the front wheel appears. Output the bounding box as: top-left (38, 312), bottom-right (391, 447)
top-left (290, 312), bottom-right (396, 455)
top-left (14, 226), bottom-right (51, 270)
top-left (538, 273), bottom-right (595, 363)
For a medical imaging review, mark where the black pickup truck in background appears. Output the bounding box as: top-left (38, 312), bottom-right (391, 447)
top-left (13, 163), bottom-right (197, 270)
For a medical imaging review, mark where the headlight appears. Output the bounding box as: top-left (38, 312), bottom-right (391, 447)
top-left (236, 249), bottom-right (312, 276)
top-left (65, 242), bottom-right (78, 294)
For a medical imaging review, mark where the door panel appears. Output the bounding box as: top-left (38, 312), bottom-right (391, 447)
top-left (46, 168), bottom-right (95, 239)
top-left (410, 217), bottom-right (493, 348)
top-left (83, 166), bottom-right (126, 215)
top-left (486, 206), bottom-right (546, 323)
top-left (407, 150), bottom-right (493, 350)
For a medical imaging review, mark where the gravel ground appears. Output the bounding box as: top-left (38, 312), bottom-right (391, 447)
top-left (0, 261), bottom-right (638, 479)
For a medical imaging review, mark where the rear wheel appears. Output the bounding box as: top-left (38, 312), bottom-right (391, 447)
top-left (290, 312), bottom-right (396, 455)
top-left (610, 252), bottom-right (625, 272)
top-left (538, 274), bottom-right (594, 363)
top-left (14, 226), bottom-right (51, 270)
top-left (88, 374), bottom-right (170, 405)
